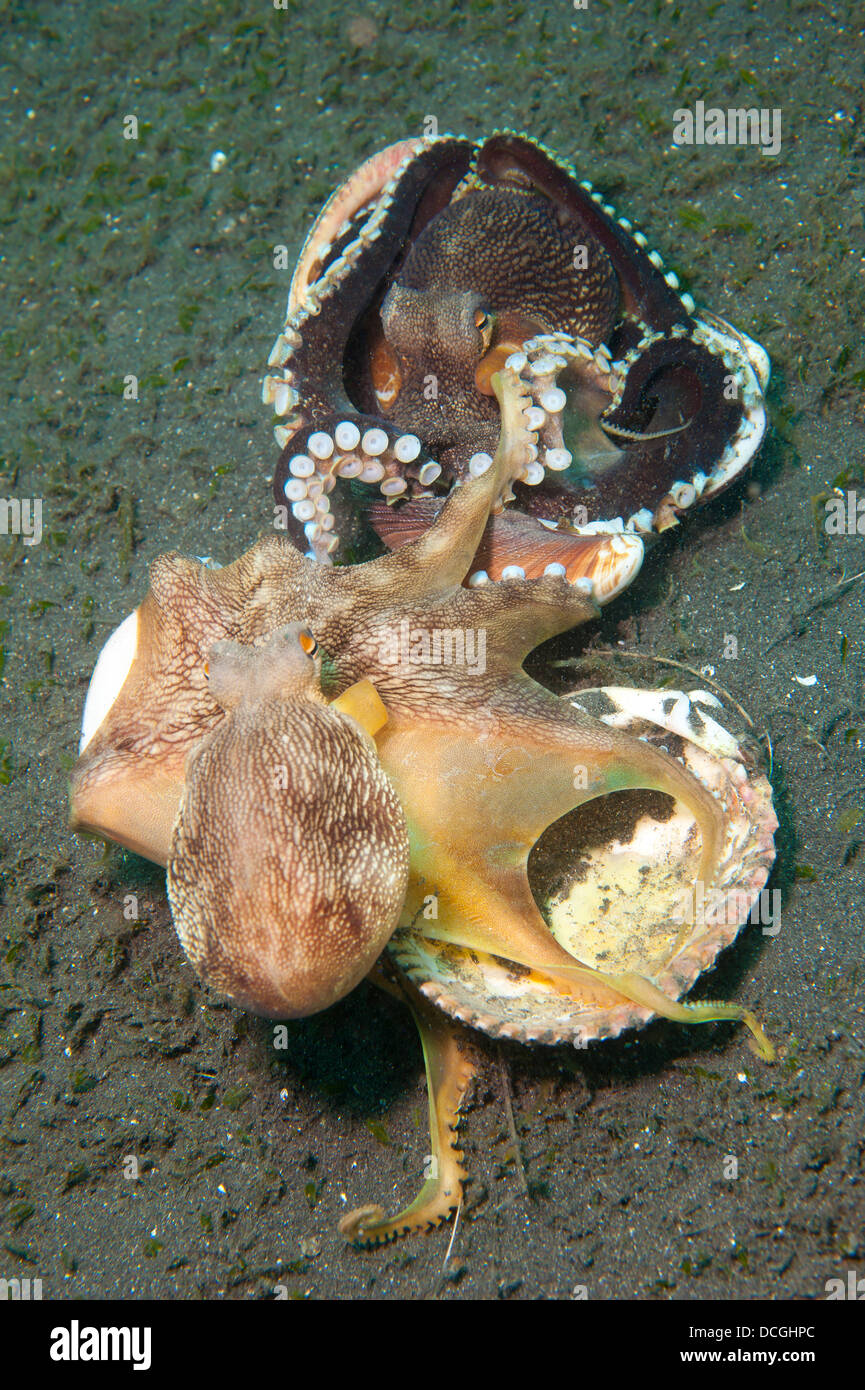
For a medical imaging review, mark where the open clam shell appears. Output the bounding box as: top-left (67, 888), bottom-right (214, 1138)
top-left (270, 132), bottom-right (771, 564)
top-left (389, 685), bottom-right (777, 1047)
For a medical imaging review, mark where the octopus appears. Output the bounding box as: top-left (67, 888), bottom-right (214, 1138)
top-left (264, 131), bottom-right (769, 588)
top-left (70, 367), bottom-right (777, 1245)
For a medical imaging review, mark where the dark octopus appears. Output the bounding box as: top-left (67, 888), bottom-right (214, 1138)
top-left (264, 132), bottom-right (768, 586)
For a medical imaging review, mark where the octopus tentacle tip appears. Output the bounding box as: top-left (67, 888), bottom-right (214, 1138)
top-left (337, 1204), bottom-right (389, 1242)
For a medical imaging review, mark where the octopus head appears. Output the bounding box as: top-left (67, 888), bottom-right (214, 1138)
top-left (380, 283), bottom-right (494, 378)
top-left (166, 624), bottom-right (410, 1019)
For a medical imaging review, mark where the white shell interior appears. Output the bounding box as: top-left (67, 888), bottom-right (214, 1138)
top-left (79, 609), bottom-right (139, 754)
top-left (545, 795), bottom-right (697, 976)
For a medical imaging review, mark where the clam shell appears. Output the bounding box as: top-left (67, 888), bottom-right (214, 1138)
top-left (388, 685), bottom-right (777, 1046)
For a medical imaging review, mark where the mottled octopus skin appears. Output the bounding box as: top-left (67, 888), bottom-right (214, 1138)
top-left (268, 131), bottom-right (768, 574)
top-left (71, 370), bottom-right (774, 1246)
top-left (376, 183), bottom-right (618, 454)
top-left (166, 626), bottom-right (409, 1019)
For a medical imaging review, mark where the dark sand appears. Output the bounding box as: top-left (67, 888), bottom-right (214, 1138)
top-left (1, 0), bottom-right (863, 1299)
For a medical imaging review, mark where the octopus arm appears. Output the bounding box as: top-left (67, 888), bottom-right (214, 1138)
top-left (286, 139), bottom-right (474, 421)
top-left (339, 973), bottom-right (476, 1246)
top-left (342, 365), bottom-right (536, 602)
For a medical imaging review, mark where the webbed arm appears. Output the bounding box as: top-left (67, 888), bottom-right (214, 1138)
top-left (339, 971), bottom-right (477, 1246)
top-left (379, 702), bottom-right (773, 1059)
top-left (454, 572), bottom-right (599, 670)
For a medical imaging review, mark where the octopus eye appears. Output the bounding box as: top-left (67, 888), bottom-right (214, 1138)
top-left (473, 307), bottom-right (495, 353)
top-left (204, 661), bottom-right (210, 676)
top-left (298, 628), bottom-right (318, 658)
